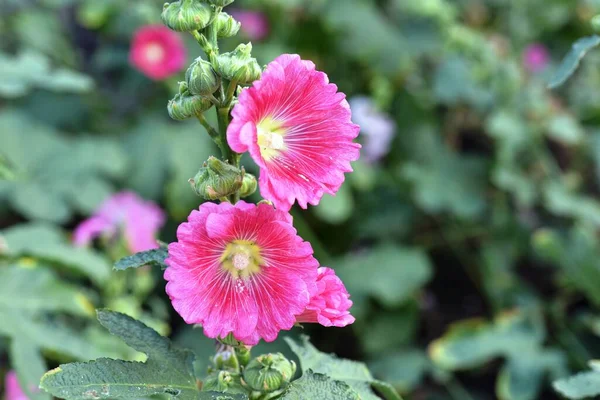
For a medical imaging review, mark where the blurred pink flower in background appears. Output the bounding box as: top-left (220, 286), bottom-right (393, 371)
top-left (295, 267), bottom-right (355, 327)
top-left (73, 191), bottom-right (165, 253)
top-left (349, 96), bottom-right (396, 163)
top-left (4, 371), bottom-right (27, 400)
top-left (230, 10), bottom-right (270, 41)
top-left (129, 25), bottom-right (186, 80)
top-left (523, 43), bottom-right (550, 73)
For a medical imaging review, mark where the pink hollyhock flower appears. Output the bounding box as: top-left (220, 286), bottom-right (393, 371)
top-left (523, 43), bottom-right (550, 73)
top-left (129, 25), bottom-right (186, 80)
top-left (349, 96), bottom-right (395, 163)
top-left (73, 191), bottom-right (165, 254)
top-left (230, 10), bottom-right (270, 41)
top-left (164, 201), bottom-right (319, 345)
top-left (227, 54), bottom-right (361, 211)
top-left (5, 371), bottom-right (28, 400)
top-left (295, 267), bottom-right (355, 327)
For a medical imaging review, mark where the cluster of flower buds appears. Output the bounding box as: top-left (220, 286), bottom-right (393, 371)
top-left (163, 0), bottom-right (262, 121)
top-left (189, 156), bottom-right (256, 200)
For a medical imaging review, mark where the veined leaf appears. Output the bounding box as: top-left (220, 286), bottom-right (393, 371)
top-left (548, 35), bottom-right (600, 89)
top-left (114, 248), bottom-right (168, 271)
top-left (40, 310), bottom-right (199, 400)
top-left (280, 370), bottom-right (360, 400)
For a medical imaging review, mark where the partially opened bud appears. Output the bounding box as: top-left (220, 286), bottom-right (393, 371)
top-left (186, 57), bottom-right (220, 96)
top-left (161, 0), bottom-right (213, 32)
top-left (217, 43), bottom-right (262, 84)
top-left (189, 157), bottom-right (244, 200)
top-left (208, 0), bottom-right (235, 7)
top-left (243, 353), bottom-right (296, 392)
top-left (215, 12), bottom-right (241, 38)
top-left (202, 371), bottom-right (245, 394)
top-left (168, 82), bottom-right (213, 120)
top-left (239, 173), bottom-right (257, 198)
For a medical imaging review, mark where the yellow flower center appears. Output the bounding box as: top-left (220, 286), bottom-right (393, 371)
top-left (257, 118), bottom-right (286, 161)
top-left (220, 240), bottom-right (264, 279)
top-left (145, 42), bottom-right (165, 63)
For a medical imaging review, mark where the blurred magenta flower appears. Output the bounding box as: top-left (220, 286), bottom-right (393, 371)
top-left (73, 191), bottom-right (165, 253)
top-left (523, 43), bottom-right (550, 73)
top-left (295, 267), bottom-right (355, 327)
top-left (5, 371), bottom-right (27, 400)
top-left (227, 54), bottom-right (361, 211)
top-left (165, 201), bottom-right (319, 345)
top-left (349, 96), bottom-right (395, 163)
top-left (129, 25), bottom-right (186, 80)
top-left (230, 10), bottom-right (270, 41)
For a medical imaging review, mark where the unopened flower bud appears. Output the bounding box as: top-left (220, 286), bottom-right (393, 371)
top-left (202, 371), bottom-right (245, 394)
top-left (161, 0), bottom-right (213, 32)
top-left (215, 12), bottom-right (240, 38)
top-left (212, 350), bottom-right (237, 370)
top-left (186, 57), bottom-right (220, 96)
top-left (239, 173), bottom-right (257, 198)
top-left (217, 43), bottom-right (262, 84)
top-left (168, 82), bottom-right (212, 120)
top-left (189, 157), bottom-right (244, 200)
top-left (242, 353), bottom-right (296, 392)
top-left (208, 0), bottom-right (235, 7)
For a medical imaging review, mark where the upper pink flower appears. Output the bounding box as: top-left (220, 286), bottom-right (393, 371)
top-left (295, 267), bottom-right (355, 327)
top-left (73, 191), bottom-right (165, 254)
top-left (5, 371), bottom-right (28, 400)
top-left (227, 54), bottom-right (361, 211)
top-left (523, 43), bottom-right (550, 73)
top-left (129, 25), bottom-right (186, 80)
top-left (164, 201), bottom-right (319, 345)
top-left (230, 10), bottom-right (270, 41)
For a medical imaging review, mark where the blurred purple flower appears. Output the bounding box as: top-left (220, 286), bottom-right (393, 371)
top-left (5, 371), bottom-right (27, 400)
top-left (73, 191), bottom-right (165, 254)
top-left (523, 43), bottom-right (550, 73)
top-left (349, 96), bottom-right (396, 163)
top-left (230, 10), bottom-right (270, 41)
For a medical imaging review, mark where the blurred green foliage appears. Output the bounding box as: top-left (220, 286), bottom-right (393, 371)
top-left (5, 0), bottom-right (600, 399)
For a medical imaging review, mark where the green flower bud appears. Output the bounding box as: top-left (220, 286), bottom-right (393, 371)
top-left (168, 82), bottom-right (213, 120)
top-left (186, 57), bottom-right (220, 96)
top-left (239, 173), bottom-right (257, 198)
top-left (203, 371), bottom-right (246, 394)
top-left (215, 12), bottom-right (241, 38)
top-left (189, 157), bottom-right (244, 200)
top-left (217, 43), bottom-right (262, 84)
top-left (161, 0), bottom-right (212, 32)
top-left (208, 0), bottom-right (235, 7)
top-left (242, 353), bottom-right (296, 393)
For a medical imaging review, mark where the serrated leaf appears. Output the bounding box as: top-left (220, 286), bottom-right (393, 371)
top-left (553, 370), bottom-right (600, 399)
top-left (281, 370), bottom-right (360, 400)
top-left (114, 248), bottom-right (168, 271)
top-left (40, 310), bottom-right (199, 400)
top-left (549, 35), bottom-right (600, 89)
top-left (285, 336), bottom-right (401, 400)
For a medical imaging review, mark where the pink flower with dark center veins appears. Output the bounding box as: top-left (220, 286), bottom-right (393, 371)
top-left (295, 267), bottom-right (355, 327)
top-left (5, 371), bottom-right (28, 400)
top-left (129, 25), bottom-right (186, 80)
top-left (227, 54), bottom-right (361, 211)
top-left (73, 191), bottom-right (165, 254)
top-left (230, 10), bottom-right (270, 41)
top-left (523, 43), bottom-right (550, 73)
top-left (164, 201), bottom-right (319, 345)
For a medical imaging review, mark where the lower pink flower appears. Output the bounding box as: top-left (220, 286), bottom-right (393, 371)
top-left (230, 10), bottom-right (270, 41)
top-left (73, 191), bottom-right (165, 254)
top-left (164, 201), bottom-right (319, 345)
top-left (129, 25), bottom-right (186, 80)
top-left (5, 371), bottom-right (28, 400)
top-left (295, 267), bottom-right (355, 327)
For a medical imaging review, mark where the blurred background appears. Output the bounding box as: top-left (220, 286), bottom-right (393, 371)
top-left (3, 0), bottom-right (600, 399)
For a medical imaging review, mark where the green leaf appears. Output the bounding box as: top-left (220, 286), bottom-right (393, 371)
top-left (554, 369), bottom-right (600, 399)
top-left (285, 336), bottom-right (402, 400)
top-left (10, 337), bottom-right (51, 400)
top-left (2, 223), bottom-right (111, 285)
top-left (369, 350), bottom-right (430, 394)
top-left (40, 310), bottom-right (199, 400)
top-left (199, 393), bottom-right (247, 400)
top-left (313, 183), bottom-right (354, 224)
top-left (114, 248), bottom-right (169, 271)
top-left (280, 370), bottom-right (360, 400)
top-left (549, 35), bottom-right (600, 89)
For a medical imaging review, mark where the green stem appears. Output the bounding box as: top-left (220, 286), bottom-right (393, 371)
top-left (196, 113), bottom-right (219, 140)
top-left (225, 79), bottom-right (239, 105)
